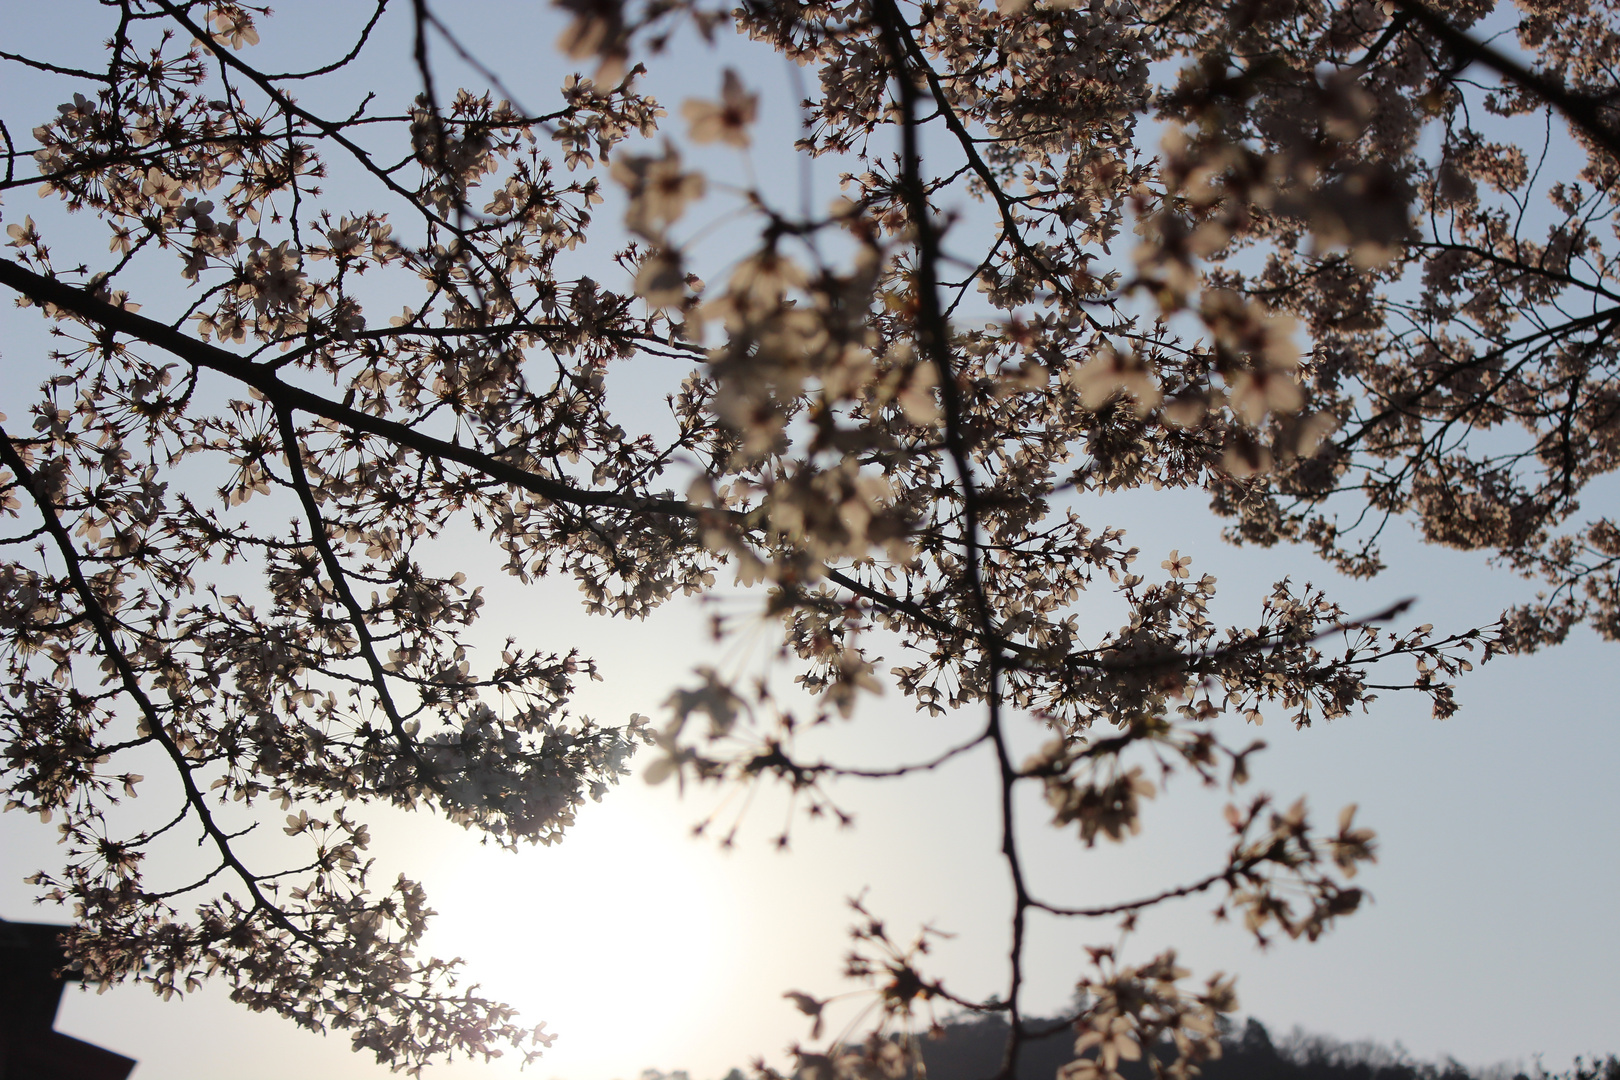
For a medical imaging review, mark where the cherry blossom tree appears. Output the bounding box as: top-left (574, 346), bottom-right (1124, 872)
top-left (0, 0), bottom-right (1614, 1075)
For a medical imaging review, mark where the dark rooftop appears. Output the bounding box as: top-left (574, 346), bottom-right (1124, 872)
top-left (0, 920), bottom-right (135, 1080)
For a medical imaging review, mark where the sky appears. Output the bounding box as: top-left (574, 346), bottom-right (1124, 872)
top-left (0, 3), bottom-right (1617, 1079)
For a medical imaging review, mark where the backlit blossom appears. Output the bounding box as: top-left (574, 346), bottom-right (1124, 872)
top-left (682, 69), bottom-right (758, 148)
top-left (611, 143), bottom-right (706, 239)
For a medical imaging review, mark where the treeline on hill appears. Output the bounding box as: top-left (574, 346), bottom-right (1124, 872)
top-left (641, 1020), bottom-right (1618, 1080)
top-left (912, 1017), bottom-right (1620, 1080)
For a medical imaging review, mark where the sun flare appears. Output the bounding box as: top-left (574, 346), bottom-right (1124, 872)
top-left (423, 787), bottom-right (745, 1079)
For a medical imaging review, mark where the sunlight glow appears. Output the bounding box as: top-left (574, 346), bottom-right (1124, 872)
top-left (423, 787), bottom-right (747, 1080)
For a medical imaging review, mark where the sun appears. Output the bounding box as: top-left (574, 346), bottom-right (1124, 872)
top-left (419, 782), bottom-right (748, 1080)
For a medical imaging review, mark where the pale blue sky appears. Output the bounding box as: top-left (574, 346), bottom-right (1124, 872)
top-left (0, 3), bottom-right (1616, 1079)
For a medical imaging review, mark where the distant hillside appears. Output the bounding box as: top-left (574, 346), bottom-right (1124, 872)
top-left (636, 1020), bottom-right (1615, 1080)
top-left (915, 1016), bottom-right (1618, 1080)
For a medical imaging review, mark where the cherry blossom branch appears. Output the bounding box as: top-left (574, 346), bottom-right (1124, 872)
top-left (0, 257), bottom-right (708, 522)
top-left (1389, 0), bottom-right (1620, 158)
top-left (0, 422), bottom-right (312, 947)
top-left (1029, 854), bottom-right (1268, 919)
top-left (273, 403), bottom-right (443, 791)
top-left (870, 4), bottom-right (1031, 1077)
